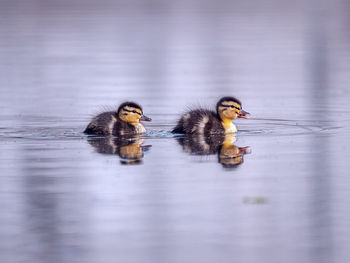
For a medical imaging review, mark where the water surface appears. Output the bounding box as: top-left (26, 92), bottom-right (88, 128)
top-left (1, 1), bottom-right (350, 263)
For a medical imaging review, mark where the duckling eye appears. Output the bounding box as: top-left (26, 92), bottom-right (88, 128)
top-left (132, 110), bottom-right (137, 113)
top-left (222, 105), bottom-right (241, 110)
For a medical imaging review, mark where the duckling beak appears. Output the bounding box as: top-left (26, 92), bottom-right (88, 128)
top-left (140, 114), bottom-right (152, 122)
top-left (238, 109), bottom-right (250, 119)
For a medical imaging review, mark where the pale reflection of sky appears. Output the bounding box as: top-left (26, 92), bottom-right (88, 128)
top-left (0, 1), bottom-right (350, 263)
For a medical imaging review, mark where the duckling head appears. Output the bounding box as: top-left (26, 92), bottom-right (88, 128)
top-left (217, 96), bottom-right (250, 121)
top-left (216, 97), bottom-right (250, 133)
top-left (117, 102), bottom-right (152, 124)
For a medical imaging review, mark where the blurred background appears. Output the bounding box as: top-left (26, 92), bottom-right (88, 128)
top-left (0, 0), bottom-right (349, 263)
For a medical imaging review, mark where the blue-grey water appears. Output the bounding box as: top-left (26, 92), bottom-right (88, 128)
top-left (1, 1), bottom-right (350, 263)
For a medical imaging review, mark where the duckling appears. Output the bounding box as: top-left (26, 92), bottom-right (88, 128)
top-left (172, 96), bottom-right (250, 134)
top-left (84, 102), bottom-right (151, 136)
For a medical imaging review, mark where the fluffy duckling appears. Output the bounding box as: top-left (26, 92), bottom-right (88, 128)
top-left (172, 96), bottom-right (250, 134)
top-left (84, 102), bottom-right (151, 136)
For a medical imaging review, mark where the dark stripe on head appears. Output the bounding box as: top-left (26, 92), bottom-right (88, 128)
top-left (221, 104), bottom-right (241, 110)
top-left (117, 101), bottom-right (143, 113)
top-left (216, 96), bottom-right (242, 111)
top-left (123, 108), bottom-right (142, 116)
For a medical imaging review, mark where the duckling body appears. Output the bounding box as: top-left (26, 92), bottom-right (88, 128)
top-left (84, 111), bottom-right (140, 136)
top-left (84, 102), bottom-right (151, 136)
top-left (172, 97), bottom-right (249, 135)
top-left (172, 109), bottom-right (228, 135)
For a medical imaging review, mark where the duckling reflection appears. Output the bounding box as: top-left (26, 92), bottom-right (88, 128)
top-left (177, 133), bottom-right (250, 168)
top-left (87, 136), bottom-right (151, 165)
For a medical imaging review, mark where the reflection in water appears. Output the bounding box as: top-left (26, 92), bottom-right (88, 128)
top-left (176, 133), bottom-right (251, 168)
top-left (0, 0), bottom-right (350, 262)
top-left (87, 136), bottom-right (151, 165)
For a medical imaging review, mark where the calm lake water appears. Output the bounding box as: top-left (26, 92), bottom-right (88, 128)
top-left (1, 0), bottom-right (350, 263)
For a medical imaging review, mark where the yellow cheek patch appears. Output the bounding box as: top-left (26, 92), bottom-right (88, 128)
top-left (119, 108), bottom-right (141, 123)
